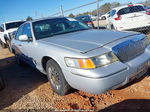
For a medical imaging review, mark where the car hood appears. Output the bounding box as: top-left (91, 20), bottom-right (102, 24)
top-left (7, 28), bottom-right (18, 33)
top-left (40, 29), bottom-right (138, 53)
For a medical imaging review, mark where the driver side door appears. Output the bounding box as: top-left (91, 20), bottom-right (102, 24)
top-left (20, 23), bottom-right (35, 67)
top-left (12, 24), bottom-right (28, 62)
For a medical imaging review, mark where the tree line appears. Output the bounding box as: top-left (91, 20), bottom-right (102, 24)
top-left (68, 0), bottom-right (150, 18)
top-left (26, 0), bottom-right (150, 20)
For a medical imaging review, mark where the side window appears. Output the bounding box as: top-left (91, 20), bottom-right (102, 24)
top-left (110, 10), bottom-right (116, 17)
top-left (22, 23), bottom-right (32, 39)
top-left (0, 24), bottom-right (4, 32)
top-left (15, 24), bottom-right (24, 40)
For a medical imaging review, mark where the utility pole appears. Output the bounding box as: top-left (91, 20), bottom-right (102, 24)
top-left (97, 0), bottom-right (100, 29)
top-left (60, 5), bottom-right (64, 17)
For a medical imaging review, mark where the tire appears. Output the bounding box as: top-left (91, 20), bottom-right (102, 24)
top-left (0, 75), bottom-right (5, 91)
top-left (111, 25), bottom-right (115, 30)
top-left (6, 40), bottom-right (12, 52)
top-left (102, 16), bottom-right (106, 20)
top-left (0, 42), bottom-right (7, 48)
top-left (46, 59), bottom-right (72, 95)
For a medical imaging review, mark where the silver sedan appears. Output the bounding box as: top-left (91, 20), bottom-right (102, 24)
top-left (11, 17), bottom-right (150, 95)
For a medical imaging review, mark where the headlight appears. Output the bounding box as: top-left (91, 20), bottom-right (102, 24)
top-left (65, 52), bottom-right (118, 69)
top-left (143, 36), bottom-right (150, 47)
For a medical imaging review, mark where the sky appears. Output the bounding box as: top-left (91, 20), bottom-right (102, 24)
top-left (0, 0), bottom-right (145, 23)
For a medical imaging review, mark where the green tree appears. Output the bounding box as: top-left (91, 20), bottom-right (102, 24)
top-left (110, 2), bottom-right (121, 9)
top-left (26, 16), bottom-right (33, 21)
top-left (100, 3), bottom-right (111, 14)
top-left (76, 12), bottom-right (91, 17)
top-left (143, 0), bottom-right (150, 6)
top-left (68, 13), bottom-right (75, 18)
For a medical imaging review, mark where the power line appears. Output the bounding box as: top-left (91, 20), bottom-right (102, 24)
top-left (50, 0), bottom-right (102, 16)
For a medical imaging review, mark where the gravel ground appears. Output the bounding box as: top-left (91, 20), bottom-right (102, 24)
top-left (0, 34), bottom-right (150, 112)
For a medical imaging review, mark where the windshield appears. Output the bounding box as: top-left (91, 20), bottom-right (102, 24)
top-left (33, 18), bottom-right (90, 40)
top-left (117, 5), bottom-right (145, 15)
top-left (6, 21), bottom-right (24, 30)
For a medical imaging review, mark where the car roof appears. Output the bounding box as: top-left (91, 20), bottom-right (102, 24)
top-left (111, 4), bottom-right (144, 11)
top-left (29, 16), bottom-right (66, 23)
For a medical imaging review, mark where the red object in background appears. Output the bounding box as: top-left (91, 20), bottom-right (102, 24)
top-left (146, 11), bottom-right (150, 15)
top-left (128, 4), bottom-right (134, 7)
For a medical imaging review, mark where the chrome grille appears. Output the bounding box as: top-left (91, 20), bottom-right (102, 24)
top-left (112, 38), bottom-right (145, 62)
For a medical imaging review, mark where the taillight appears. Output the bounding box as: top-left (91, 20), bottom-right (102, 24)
top-left (146, 11), bottom-right (150, 15)
top-left (114, 14), bottom-right (122, 20)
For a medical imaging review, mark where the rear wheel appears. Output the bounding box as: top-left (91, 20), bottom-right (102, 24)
top-left (111, 25), bottom-right (115, 30)
top-left (6, 40), bottom-right (12, 52)
top-left (0, 42), bottom-right (7, 48)
top-left (46, 59), bottom-right (72, 95)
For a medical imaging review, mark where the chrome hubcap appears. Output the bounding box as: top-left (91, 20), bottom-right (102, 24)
top-left (48, 67), bottom-right (61, 90)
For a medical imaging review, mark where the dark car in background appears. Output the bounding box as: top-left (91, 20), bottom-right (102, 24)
top-left (75, 15), bottom-right (95, 28)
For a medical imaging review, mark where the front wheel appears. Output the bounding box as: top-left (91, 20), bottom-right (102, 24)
top-left (101, 16), bottom-right (106, 20)
top-left (46, 59), bottom-right (72, 96)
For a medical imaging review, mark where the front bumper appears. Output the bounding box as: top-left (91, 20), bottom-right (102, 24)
top-left (63, 46), bottom-right (150, 94)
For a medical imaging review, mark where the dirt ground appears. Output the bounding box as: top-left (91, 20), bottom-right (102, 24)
top-left (0, 34), bottom-right (150, 112)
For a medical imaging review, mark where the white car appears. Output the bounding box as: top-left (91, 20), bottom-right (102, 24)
top-left (0, 20), bottom-right (24, 49)
top-left (107, 4), bottom-right (150, 31)
top-left (101, 12), bottom-right (110, 20)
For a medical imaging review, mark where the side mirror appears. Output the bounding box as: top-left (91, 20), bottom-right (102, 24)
top-left (19, 35), bottom-right (28, 41)
top-left (0, 27), bottom-right (4, 32)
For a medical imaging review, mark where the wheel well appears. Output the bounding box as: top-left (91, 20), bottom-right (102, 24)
top-left (42, 56), bottom-right (53, 72)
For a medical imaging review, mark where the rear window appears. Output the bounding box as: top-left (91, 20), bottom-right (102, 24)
top-left (117, 5), bottom-right (145, 15)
